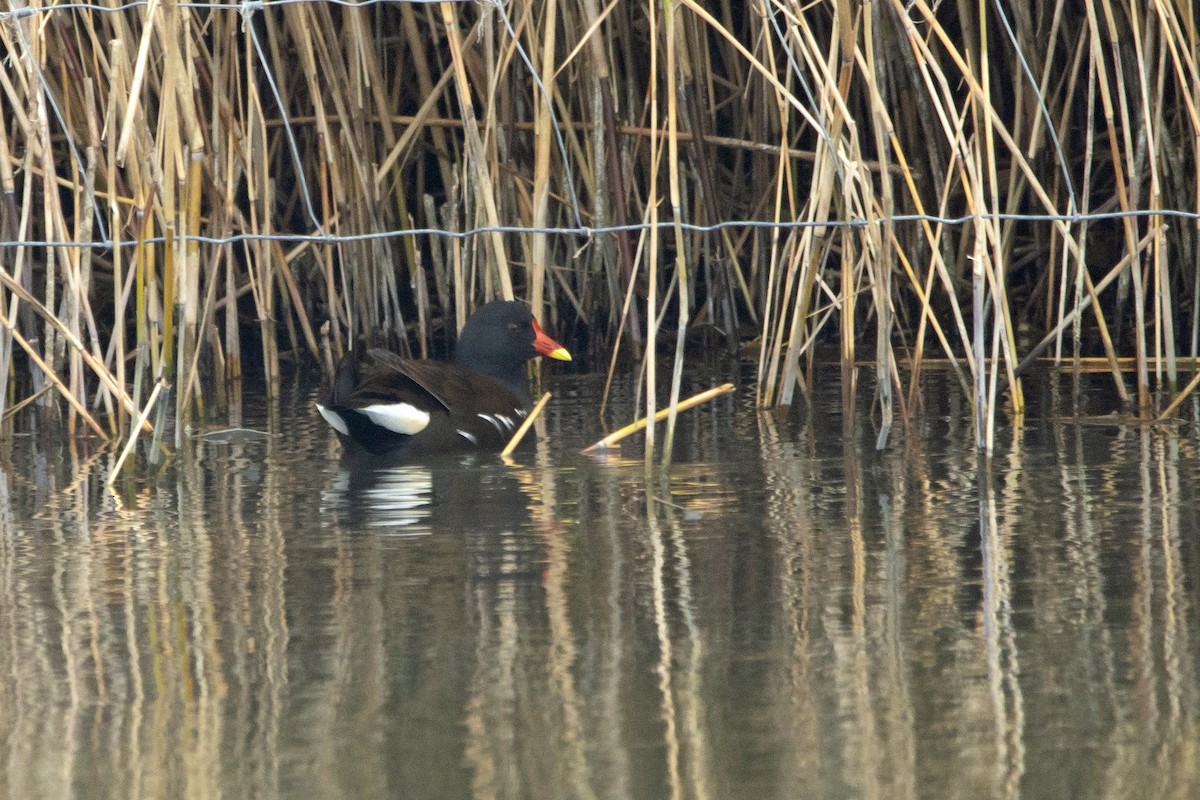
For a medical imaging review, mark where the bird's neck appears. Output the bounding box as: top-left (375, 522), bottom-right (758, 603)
top-left (456, 354), bottom-right (531, 406)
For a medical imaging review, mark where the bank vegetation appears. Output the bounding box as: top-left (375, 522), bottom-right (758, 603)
top-left (1, 0), bottom-right (1198, 457)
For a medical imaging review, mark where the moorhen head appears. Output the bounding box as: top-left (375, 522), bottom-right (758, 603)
top-left (316, 301), bottom-right (571, 457)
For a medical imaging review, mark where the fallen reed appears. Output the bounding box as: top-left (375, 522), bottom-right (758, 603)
top-left (1, 0), bottom-right (1198, 461)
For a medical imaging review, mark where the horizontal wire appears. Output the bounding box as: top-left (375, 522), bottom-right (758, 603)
top-left (2, 209), bottom-right (1198, 250)
top-left (0, 0), bottom-right (457, 19)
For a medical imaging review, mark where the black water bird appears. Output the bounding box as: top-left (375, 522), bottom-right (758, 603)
top-left (317, 301), bottom-right (571, 456)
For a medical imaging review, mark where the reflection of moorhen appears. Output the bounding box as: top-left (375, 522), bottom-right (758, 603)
top-left (317, 302), bottom-right (571, 457)
top-left (322, 458), bottom-right (436, 533)
top-left (323, 454), bottom-right (535, 549)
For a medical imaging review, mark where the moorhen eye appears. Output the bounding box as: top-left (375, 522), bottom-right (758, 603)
top-left (316, 301), bottom-right (571, 457)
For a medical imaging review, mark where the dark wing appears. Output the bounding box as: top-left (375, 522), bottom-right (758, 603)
top-left (331, 349), bottom-right (523, 415)
top-left (387, 357), bottom-right (526, 416)
top-left (337, 349), bottom-right (453, 413)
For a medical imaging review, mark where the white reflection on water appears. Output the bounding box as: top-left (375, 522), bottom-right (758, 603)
top-left (322, 464), bottom-right (435, 533)
top-left (0, 374), bottom-right (1198, 799)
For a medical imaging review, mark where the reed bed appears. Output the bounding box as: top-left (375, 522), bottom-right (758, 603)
top-left (1, 0), bottom-right (1198, 459)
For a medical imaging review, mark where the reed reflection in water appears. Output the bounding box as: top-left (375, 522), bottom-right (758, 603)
top-left (1, 374), bottom-right (1198, 799)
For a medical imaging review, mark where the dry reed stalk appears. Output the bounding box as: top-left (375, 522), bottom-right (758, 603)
top-left (749, 0), bottom-right (796, 408)
top-left (581, 383), bottom-right (735, 455)
top-left (247, 60), bottom-right (279, 393)
top-left (1058, 42), bottom-right (1093, 360)
top-left (105, 378), bottom-right (166, 488)
top-left (888, 5), bottom-right (994, 398)
top-left (787, 13), bottom-right (862, 407)
top-left (375, 68), bottom-right (456, 184)
top-left (30, 62), bottom-right (67, 413)
top-left (439, 1), bottom-right (514, 301)
top-left (0, 267), bottom-right (148, 431)
top-left (13, 140), bottom-right (41, 406)
top-left (271, 240), bottom-right (320, 361)
top-left (403, 4), bottom-right (460, 215)
top-left (1014, 230), bottom-right (1154, 377)
top-left (0, 110), bottom-right (27, 419)
top-left (132, 207), bottom-right (152, 409)
top-left (1144, 25), bottom-right (1177, 387)
top-left (863, 0), bottom-right (897, 446)
top-left (1065, 50), bottom-right (1128, 398)
top-left (894, 0), bottom-right (1146, 417)
top-left (758, 235), bottom-right (803, 408)
top-left (178, 246), bottom-right (227, 429)
top-left (830, 0), bottom-right (860, 410)
top-left (0, 303), bottom-right (106, 439)
top-left (1087, 0), bottom-right (1149, 412)
top-left (170, 0), bottom-right (207, 437)
top-left (115, 0), bottom-right (162, 166)
top-left (661, 0), bottom-right (690, 465)
top-left (321, 3), bottom-right (407, 339)
top-left (317, 161), bottom-right (344, 365)
top-left (1157, 363), bottom-right (1200, 421)
top-left (501, 391), bottom-right (551, 457)
top-left (105, 31), bottom-right (156, 409)
top-left (367, 18), bottom-right (433, 338)
top-left (447, 182), bottom-right (467, 334)
top-left (78, 81), bottom-right (112, 431)
top-left (599, 195), bottom-right (652, 418)
top-left (526, 0), bottom-right (558, 328)
top-left (1052, 33), bottom-right (1092, 368)
top-left (225, 237), bottom-right (241, 383)
top-left (888, 223), bottom-right (970, 392)
top-left (977, 6), bottom-right (1005, 452)
top-left (154, 46), bottom-right (182, 448)
top-left (643, 0), bottom-right (661, 468)
top-left (1, 385), bottom-right (51, 422)
top-left (587, 2), bottom-right (640, 348)
top-left (880, 146), bottom-right (969, 395)
top-left (177, 142), bottom-right (205, 433)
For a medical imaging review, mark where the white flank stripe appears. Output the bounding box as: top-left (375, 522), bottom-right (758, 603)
top-left (316, 404), bottom-right (350, 436)
top-left (361, 403), bottom-right (431, 435)
top-left (457, 429), bottom-right (478, 445)
top-left (496, 414), bottom-right (515, 430)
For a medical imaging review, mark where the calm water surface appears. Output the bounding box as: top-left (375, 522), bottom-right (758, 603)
top-left (1, 368), bottom-right (1199, 799)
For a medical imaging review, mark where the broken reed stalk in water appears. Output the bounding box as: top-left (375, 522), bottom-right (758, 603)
top-left (501, 391), bottom-right (551, 458)
top-left (1157, 369), bottom-right (1200, 422)
top-left (581, 383), bottom-right (735, 455)
top-left (106, 378), bottom-right (167, 488)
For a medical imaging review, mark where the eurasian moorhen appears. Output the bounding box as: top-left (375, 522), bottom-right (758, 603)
top-left (316, 301), bottom-right (571, 456)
